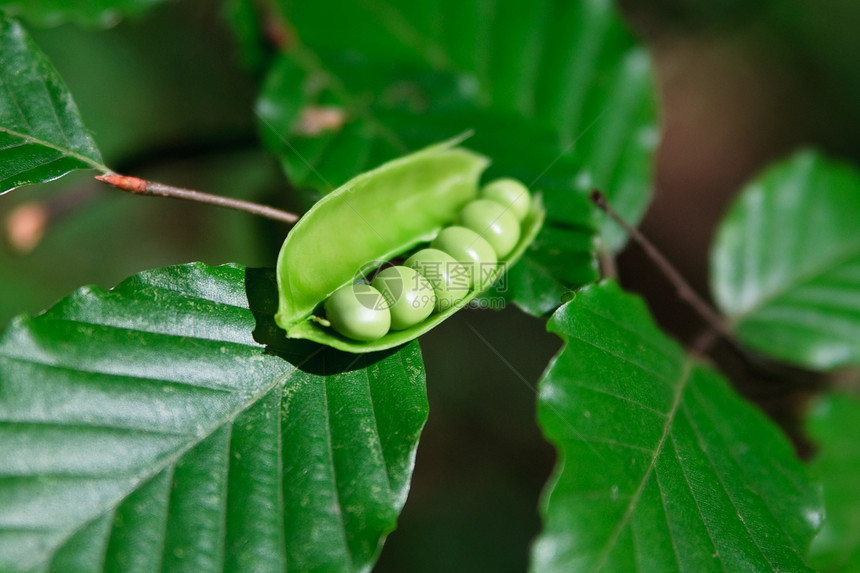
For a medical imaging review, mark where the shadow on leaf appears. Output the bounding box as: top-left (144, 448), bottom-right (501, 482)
top-left (243, 266), bottom-right (405, 375)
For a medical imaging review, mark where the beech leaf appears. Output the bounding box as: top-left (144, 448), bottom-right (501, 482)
top-left (0, 263), bottom-right (427, 573)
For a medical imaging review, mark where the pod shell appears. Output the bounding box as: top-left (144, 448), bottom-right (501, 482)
top-left (275, 137), bottom-right (544, 353)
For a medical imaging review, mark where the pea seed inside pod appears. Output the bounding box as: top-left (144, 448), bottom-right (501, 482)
top-left (431, 226), bottom-right (498, 289)
top-left (405, 248), bottom-right (470, 311)
top-left (480, 178), bottom-right (531, 222)
top-left (324, 284), bottom-right (391, 341)
top-left (274, 137), bottom-right (547, 352)
top-left (371, 266), bottom-right (436, 330)
top-left (458, 198), bottom-right (521, 258)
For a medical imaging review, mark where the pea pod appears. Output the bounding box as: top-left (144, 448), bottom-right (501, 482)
top-left (275, 136), bottom-right (545, 352)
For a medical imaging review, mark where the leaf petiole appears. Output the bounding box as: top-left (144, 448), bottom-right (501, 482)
top-left (589, 189), bottom-right (732, 347)
top-left (95, 174), bottom-right (300, 224)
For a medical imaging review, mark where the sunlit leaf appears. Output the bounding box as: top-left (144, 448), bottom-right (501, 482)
top-left (711, 150), bottom-right (860, 370)
top-left (807, 393), bottom-right (860, 572)
top-left (0, 13), bottom-right (105, 194)
top-left (0, 263), bottom-right (427, 573)
top-left (532, 281), bottom-right (821, 572)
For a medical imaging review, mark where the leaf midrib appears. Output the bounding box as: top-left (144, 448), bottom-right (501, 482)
top-left (28, 362), bottom-right (296, 572)
top-left (0, 125), bottom-right (107, 174)
top-left (592, 358), bottom-right (693, 572)
top-left (730, 237), bottom-right (860, 325)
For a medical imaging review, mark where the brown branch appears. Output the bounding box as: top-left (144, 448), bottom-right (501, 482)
top-left (590, 190), bottom-right (830, 459)
top-left (589, 189), bottom-right (733, 343)
top-left (95, 174), bottom-right (300, 224)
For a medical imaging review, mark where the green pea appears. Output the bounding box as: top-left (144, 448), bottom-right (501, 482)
top-left (481, 178), bottom-right (531, 222)
top-left (275, 136), bottom-right (546, 353)
top-left (458, 198), bottom-right (521, 258)
top-left (371, 266), bottom-right (436, 330)
top-left (431, 226), bottom-right (498, 289)
top-left (324, 284), bottom-right (391, 341)
top-left (405, 248), bottom-right (471, 311)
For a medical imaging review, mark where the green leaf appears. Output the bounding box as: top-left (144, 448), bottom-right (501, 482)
top-left (256, 0), bottom-right (657, 315)
top-left (0, 1), bottom-right (166, 27)
top-left (220, 0), bottom-right (272, 74)
top-left (0, 13), bottom-right (106, 194)
top-left (807, 393), bottom-right (860, 572)
top-left (0, 262), bottom-right (428, 572)
top-left (532, 281), bottom-right (820, 572)
top-left (711, 150), bottom-right (860, 370)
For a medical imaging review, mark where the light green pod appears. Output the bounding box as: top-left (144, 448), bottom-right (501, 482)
top-left (275, 135), bottom-right (545, 353)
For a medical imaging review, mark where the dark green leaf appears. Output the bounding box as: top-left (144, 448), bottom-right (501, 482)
top-left (0, 263), bottom-right (427, 572)
top-left (0, 1), bottom-right (166, 27)
top-left (533, 281), bottom-right (820, 572)
top-left (0, 14), bottom-right (105, 194)
top-left (257, 0), bottom-right (657, 315)
top-left (711, 150), bottom-right (860, 370)
top-left (220, 0), bottom-right (272, 74)
top-left (807, 393), bottom-right (860, 572)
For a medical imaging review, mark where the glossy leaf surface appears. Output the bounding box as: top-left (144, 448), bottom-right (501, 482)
top-left (807, 393), bottom-right (860, 572)
top-left (0, 0), bottom-right (165, 27)
top-left (257, 0), bottom-right (657, 315)
top-left (0, 14), bottom-right (105, 194)
top-left (0, 263), bottom-right (428, 573)
top-left (533, 281), bottom-right (820, 572)
top-left (711, 151), bottom-right (860, 369)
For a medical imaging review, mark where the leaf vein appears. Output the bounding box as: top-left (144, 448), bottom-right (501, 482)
top-left (687, 382), bottom-right (807, 557)
top-left (654, 460), bottom-right (684, 573)
top-left (0, 353), bottom-right (239, 394)
top-left (322, 371), bottom-right (355, 571)
top-left (592, 358), bottom-right (693, 571)
top-left (681, 399), bottom-right (776, 570)
top-left (27, 365), bottom-right (295, 573)
top-left (671, 428), bottom-right (726, 573)
top-left (0, 125), bottom-right (106, 173)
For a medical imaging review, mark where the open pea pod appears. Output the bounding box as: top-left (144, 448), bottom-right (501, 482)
top-left (275, 136), bottom-right (545, 352)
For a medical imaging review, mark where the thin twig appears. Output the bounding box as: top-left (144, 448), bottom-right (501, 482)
top-left (95, 174), bottom-right (300, 224)
top-left (597, 247), bottom-right (618, 280)
top-left (690, 327), bottom-right (719, 358)
top-left (589, 189), bottom-right (733, 342)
